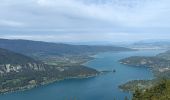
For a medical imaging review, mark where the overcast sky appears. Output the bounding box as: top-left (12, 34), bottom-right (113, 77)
top-left (0, 0), bottom-right (170, 43)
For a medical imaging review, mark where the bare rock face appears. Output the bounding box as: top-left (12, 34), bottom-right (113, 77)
top-left (0, 63), bottom-right (47, 75)
top-left (0, 48), bottom-right (48, 75)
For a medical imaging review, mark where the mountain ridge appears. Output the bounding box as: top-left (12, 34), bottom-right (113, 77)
top-left (0, 38), bottom-right (132, 57)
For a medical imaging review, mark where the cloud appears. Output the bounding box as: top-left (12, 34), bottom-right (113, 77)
top-left (0, 0), bottom-right (170, 28)
top-left (31, 0), bottom-right (170, 27)
top-left (0, 20), bottom-right (25, 27)
top-left (0, 0), bottom-right (170, 42)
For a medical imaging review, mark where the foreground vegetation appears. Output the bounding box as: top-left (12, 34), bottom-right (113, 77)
top-left (119, 80), bottom-right (156, 92)
top-left (133, 79), bottom-right (170, 100)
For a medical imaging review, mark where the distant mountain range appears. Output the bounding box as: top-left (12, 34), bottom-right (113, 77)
top-left (133, 41), bottom-right (170, 46)
top-left (0, 38), bottom-right (132, 57)
top-left (129, 40), bottom-right (170, 50)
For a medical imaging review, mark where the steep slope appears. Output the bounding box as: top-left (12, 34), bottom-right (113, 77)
top-left (133, 79), bottom-right (170, 100)
top-left (0, 48), bottom-right (37, 64)
top-left (0, 48), bottom-right (99, 93)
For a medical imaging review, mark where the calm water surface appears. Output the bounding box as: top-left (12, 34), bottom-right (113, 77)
top-left (0, 50), bottom-right (165, 100)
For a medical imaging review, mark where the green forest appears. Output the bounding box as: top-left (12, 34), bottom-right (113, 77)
top-left (132, 79), bottom-right (170, 100)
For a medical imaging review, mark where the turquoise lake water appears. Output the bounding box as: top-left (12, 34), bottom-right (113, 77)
top-left (0, 50), bottom-right (165, 100)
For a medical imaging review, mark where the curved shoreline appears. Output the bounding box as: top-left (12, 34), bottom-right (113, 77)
top-left (0, 73), bottom-right (99, 95)
top-left (0, 52), bottom-right (104, 95)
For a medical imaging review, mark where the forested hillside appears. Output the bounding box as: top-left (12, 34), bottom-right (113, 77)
top-left (0, 39), bottom-right (132, 57)
top-left (0, 48), bottom-right (99, 94)
top-left (133, 79), bottom-right (170, 100)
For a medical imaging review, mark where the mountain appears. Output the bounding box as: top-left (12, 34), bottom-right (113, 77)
top-left (130, 40), bottom-right (170, 50)
top-left (0, 48), bottom-right (37, 65)
top-left (0, 48), bottom-right (99, 94)
top-left (0, 39), bottom-right (132, 57)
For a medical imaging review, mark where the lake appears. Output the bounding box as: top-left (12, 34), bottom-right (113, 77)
top-left (0, 50), bottom-right (164, 100)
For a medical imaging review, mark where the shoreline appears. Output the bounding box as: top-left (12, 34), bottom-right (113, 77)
top-left (0, 73), bottom-right (99, 95)
top-left (0, 51), bottom-right (130, 95)
top-left (118, 64), bottom-right (163, 92)
top-left (0, 54), bottom-right (101, 95)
